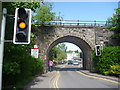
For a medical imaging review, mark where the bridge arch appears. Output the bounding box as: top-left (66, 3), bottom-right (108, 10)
top-left (34, 26), bottom-right (98, 72)
top-left (33, 25), bottom-right (112, 73)
top-left (46, 35), bottom-right (93, 71)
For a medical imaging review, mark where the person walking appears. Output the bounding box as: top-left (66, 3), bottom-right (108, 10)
top-left (49, 60), bottom-right (53, 72)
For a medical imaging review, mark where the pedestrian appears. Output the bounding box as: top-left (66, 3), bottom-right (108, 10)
top-left (49, 60), bottom-right (53, 72)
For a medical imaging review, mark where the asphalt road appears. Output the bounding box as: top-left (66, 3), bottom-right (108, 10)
top-left (57, 64), bottom-right (118, 88)
top-left (24, 64), bottom-right (119, 89)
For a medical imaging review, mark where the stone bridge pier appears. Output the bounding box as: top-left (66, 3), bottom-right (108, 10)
top-left (33, 26), bottom-right (114, 73)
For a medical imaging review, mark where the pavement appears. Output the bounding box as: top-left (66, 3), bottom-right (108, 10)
top-left (79, 70), bottom-right (119, 83)
top-left (24, 70), bottom-right (57, 89)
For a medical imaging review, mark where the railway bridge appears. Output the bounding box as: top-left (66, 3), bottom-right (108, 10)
top-left (33, 20), bottom-right (114, 72)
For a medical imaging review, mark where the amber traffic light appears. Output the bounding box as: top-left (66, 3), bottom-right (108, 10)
top-left (13, 8), bottom-right (31, 44)
top-left (95, 45), bottom-right (101, 56)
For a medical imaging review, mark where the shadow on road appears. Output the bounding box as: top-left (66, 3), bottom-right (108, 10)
top-left (53, 66), bottom-right (83, 71)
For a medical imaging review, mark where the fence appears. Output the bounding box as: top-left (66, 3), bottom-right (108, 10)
top-left (36, 20), bottom-right (107, 27)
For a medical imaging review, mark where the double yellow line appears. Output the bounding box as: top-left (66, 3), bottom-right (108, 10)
top-left (53, 65), bottom-right (66, 88)
top-left (53, 71), bottom-right (60, 88)
top-left (76, 71), bottom-right (120, 84)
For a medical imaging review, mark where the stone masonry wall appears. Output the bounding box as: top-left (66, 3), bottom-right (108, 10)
top-left (33, 26), bottom-right (114, 72)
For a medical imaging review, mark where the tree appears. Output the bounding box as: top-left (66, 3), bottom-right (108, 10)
top-left (107, 8), bottom-right (120, 45)
top-left (49, 43), bottom-right (67, 64)
top-left (2, 2), bottom-right (40, 14)
top-left (57, 43), bottom-right (67, 52)
top-left (66, 50), bottom-right (73, 53)
top-left (107, 8), bottom-right (120, 30)
top-left (74, 50), bottom-right (79, 53)
top-left (33, 2), bottom-right (63, 25)
top-left (107, 8), bottom-right (120, 38)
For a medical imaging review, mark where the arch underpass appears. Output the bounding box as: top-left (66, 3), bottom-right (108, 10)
top-left (47, 35), bottom-right (93, 71)
top-left (33, 26), bottom-right (113, 72)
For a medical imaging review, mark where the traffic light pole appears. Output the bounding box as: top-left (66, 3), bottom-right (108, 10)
top-left (0, 1), bottom-right (2, 43)
top-left (0, 8), bottom-right (7, 90)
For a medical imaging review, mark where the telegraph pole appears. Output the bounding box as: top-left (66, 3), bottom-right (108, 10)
top-left (0, 8), bottom-right (7, 90)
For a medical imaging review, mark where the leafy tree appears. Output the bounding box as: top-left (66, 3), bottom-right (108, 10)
top-left (107, 8), bottom-right (120, 44)
top-left (107, 8), bottom-right (120, 31)
top-left (2, 2), bottom-right (40, 14)
top-left (33, 2), bottom-right (63, 25)
top-left (57, 43), bottom-right (67, 52)
top-left (49, 43), bottom-right (67, 64)
top-left (74, 50), bottom-right (79, 53)
top-left (66, 50), bottom-right (73, 53)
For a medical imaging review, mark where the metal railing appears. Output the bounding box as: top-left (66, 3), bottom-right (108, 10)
top-left (35, 20), bottom-right (107, 27)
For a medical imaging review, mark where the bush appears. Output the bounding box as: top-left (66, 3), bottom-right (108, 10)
top-left (104, 65), bottom-right (120, 77)
top-left (2, 43), bottom-right (44, 89)
top-left (93, 46), bottom-right (120, 77)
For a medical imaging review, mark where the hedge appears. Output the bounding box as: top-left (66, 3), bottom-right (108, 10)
top-left (2, 43), bottom-right (44, 89)
top-left (93, 46), bottom-right (120, 77)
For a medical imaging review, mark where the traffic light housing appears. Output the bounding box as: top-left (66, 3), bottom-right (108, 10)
top-left (95, 45), bottom-right (101, 56)
top-left (13, 8), bottom-right (31, 44)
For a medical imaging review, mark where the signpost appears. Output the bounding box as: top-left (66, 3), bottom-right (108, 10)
top-left (31, 44), bottom-right (39, 58)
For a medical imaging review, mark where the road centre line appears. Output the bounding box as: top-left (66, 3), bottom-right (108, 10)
top-left (49, 71), bottom-right (58, 88)
top-left (54, 65), bottom-right (65, 88)
top-left (55, 71), bottom-right (60, 88)
top-left (52, 64), bottom-right (64, 88)
top-left (76, 71), bottom-right (120, 84)
top-left (53, 72), bottom-right (57, 88)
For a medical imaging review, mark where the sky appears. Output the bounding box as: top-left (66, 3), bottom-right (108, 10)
top-left (52, 2), bottom-right (119, 51)
top-left (52, 2), bottom-right (118, 21)
top-left (63, 42), bottom-right (82, 52)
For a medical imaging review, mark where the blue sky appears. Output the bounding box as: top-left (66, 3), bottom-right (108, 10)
top-left (52, 2), bottom-right (118, 21)
top-left (51, 2), bottom-right (118, 51)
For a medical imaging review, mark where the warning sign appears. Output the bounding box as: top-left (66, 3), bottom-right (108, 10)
top-left (31, 49), bottom-right (39, 58)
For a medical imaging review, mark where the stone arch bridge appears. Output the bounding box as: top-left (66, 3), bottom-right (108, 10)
top-left (33, 20), bottom-right (114, 72)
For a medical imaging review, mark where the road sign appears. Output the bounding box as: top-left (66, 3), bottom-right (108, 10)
top-left (31, 49), bottom-right (39, 58)
top-left (31, 44), bottom-right (39, 58)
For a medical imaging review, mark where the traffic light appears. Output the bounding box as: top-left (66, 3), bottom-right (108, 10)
top-left (13, 8), bottom-right (31, 44)
top-left (95, 45), bottom-right (101, 56)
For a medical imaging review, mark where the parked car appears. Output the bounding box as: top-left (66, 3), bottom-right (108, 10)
top-left (73, 60), bottom-right (79, 65)
top-left (68, 60), bottom-right (73, 64)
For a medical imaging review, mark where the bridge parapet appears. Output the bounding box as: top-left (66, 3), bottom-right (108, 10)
top-left (35, 20), bottom-right (107, 28)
